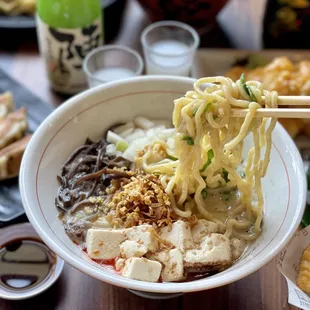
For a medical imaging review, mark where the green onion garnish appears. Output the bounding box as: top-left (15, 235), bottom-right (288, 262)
top-left (201, 188), bottom-right (208, 199)
top-left (182, 136), bottom-right (194, 146)
top-left (240, 73), bottom-right (257, 102)
top-left (116, 140), bottom-right (128, 152)
top-left (193, 102), bottom-right (213, 117)
top-left (200, 149), bottom-right (214, 172)
top-left (168, 155), bottom-right (178, 161)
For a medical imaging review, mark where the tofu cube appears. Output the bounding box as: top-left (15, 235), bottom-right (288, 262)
top-left (120, 240), bottom-right (147, 258)
top-left (191, 219), bottom-right (222, 243)
top-left (125, 225), bottom-right (158, 252)
top-left (160, 220), bottom-right (194, 252)
top-left (86, 228), bottom-right (126, 259)
top-left (184, 233), bottom-right (232, 271)
top-left (231, 238), bottom-right (246, 260)
top-left (152, 249), bottom-right (184, 282)
top-left (115, 258), bottom-right (126, 271)
top-left (121, 257), bottom-right (162, 282)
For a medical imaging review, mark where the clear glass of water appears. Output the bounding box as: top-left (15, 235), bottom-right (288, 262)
top-left (83, 45), bottom-right (144, 88)
top-left (141, 21), bottom-right (200, 76)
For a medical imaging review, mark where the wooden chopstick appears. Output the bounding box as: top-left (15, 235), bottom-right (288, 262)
top-left (232, 108), bottom-right (310, 118)
top-left (230, 96), bottom-right (310, 118)
top-left (264, 96), bottom-right (310, 106)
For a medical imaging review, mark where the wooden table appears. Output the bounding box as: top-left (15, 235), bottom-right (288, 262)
top-left (0, 1), bottom-right (298, 309)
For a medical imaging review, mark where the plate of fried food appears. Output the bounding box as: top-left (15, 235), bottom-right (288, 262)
top-left (0, 0), bottom-right (35, 29)
top-left (0, 92), bottom-right (31, 181)
top-left (0, 68), bottom-right (52, 225)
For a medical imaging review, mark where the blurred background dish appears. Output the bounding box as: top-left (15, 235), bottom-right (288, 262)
top-left (0, 0), bottom-right (126, 43)
top-left (136, 0), bottom-right (229, 34)
top-left (0, 12), bottom-right (35, 29)
top-left (226, 56), bottom-right (310, 139)
top-left (0, 0), bottom-right (35, 16)
top-left (263, 0), bottom-right (310, 49)
top-left (0, 68), bottom-right (52, 226)
top-left (193, 49), bottom-right (310, 142)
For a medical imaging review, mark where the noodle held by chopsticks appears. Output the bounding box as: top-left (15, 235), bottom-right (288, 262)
top-left (141, 76), bottom-right (278, 241)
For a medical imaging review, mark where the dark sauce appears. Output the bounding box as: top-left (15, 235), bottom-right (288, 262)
top-left (0, 238), bottom-right (57, 291)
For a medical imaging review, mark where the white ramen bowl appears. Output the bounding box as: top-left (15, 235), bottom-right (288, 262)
top-left (20, 76), bottom-right (306, 295)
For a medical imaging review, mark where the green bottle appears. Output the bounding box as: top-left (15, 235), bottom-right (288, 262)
top-left (36, 0), bottom-right (103, 95)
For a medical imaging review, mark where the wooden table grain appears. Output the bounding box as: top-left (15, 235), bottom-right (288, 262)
top-left (0, 260), bottom-right (295, 310)
top-left (0, 0), bottom-right (299, 309)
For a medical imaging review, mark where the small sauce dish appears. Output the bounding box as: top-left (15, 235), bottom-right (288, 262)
top-left (0, 223), bottom-right (64, 300)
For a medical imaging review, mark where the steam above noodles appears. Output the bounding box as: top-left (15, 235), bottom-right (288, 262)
top-left (140, 76), bottom-right (278, 241)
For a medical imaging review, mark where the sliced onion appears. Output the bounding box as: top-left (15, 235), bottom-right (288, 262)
top-left (107, 131), bottom-right (125, 144)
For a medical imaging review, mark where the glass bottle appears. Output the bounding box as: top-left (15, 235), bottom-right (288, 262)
top-left (36, 0), bottom-right (103, 95)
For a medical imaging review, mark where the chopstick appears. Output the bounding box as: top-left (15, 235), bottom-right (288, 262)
top-left (275, 96), bottom-right (310, 106)
top-left (230, 95), bottom-right (310, 118)
top-left (232, 108), bottom-right (310, 118)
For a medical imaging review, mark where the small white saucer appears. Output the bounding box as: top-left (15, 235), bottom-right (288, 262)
top-left (0, 223), bottom-right (64, 300)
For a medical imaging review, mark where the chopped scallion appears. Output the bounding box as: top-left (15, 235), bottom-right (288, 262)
top-left (182, 136), bottom-right (194, 146)
top-left (240, 73), bottom-right (257, 102)
top-left (201, 188), bottom-right (208, 199)
top-left (116, 140), bottom-right (128, 152)
top-left (168, 155), bottom-right (178, 161)
top-left (200, 149), bottom-right (214, 172)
